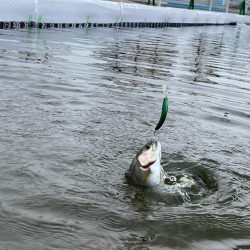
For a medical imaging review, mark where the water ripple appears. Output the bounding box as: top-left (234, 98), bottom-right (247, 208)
top-left (0, 26), bottom-right (250, 249)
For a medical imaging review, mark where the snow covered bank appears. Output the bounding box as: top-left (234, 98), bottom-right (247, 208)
top-left (0, 0), bottom-right (249, 28)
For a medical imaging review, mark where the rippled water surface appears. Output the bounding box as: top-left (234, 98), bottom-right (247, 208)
top-left (0, 26), bottom-right (250, 250)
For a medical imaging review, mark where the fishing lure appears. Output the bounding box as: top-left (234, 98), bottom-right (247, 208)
top-left (155, 86), bottom-right (168, 131)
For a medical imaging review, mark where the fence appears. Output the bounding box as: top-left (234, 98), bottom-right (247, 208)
top-left (161, 0), bottom-right (227, 11)
top-left (104, 0), bottom-right (249, 13)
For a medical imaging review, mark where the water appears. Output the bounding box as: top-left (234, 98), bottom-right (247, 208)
top-left (0, 26), bottom-right (249, 250)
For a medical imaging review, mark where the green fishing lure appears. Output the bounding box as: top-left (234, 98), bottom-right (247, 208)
top-left (155, 91), bottom-right (168, 131)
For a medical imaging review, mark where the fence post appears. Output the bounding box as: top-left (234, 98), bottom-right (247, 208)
top-left (239, 0), bottom-right (245, 14)
top-left (119, 0), bottom-right (123, 20)
top-left (208, 0), bottom-right (213, 11)
top-left (148, 0), bottom-right (156, 5)
top-left (225, 0), bottom-right (230, 12)
top-left (245, 0), bottom-right (249, 13)
top-left (188, 0), bottom-right (194, 9)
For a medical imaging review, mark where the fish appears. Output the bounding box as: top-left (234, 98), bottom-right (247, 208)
top-left (125, 139), bottom-right (166, 186)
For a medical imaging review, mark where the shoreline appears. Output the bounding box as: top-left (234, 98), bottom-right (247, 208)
top-left (0, 0), bottom-right (249, 29)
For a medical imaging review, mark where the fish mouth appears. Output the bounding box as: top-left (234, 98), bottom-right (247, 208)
top-left (140, 160), bottom-right (156, 171)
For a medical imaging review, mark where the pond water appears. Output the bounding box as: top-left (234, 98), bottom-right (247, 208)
top-left (0, 26), bottom-right (249, 250)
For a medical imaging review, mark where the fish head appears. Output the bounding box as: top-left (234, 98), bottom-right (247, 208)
top-left (126, 139), bottom-right (162, 186)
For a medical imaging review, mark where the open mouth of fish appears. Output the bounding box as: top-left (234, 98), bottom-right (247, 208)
top-left (140, 160), bottom-right (156, 171)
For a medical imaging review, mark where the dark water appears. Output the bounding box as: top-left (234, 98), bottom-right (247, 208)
top-left (0, 26), bottom-right (249, 250)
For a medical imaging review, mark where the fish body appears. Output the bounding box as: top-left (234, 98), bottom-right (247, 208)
top-left (125, 139), bottom-right (166, 186)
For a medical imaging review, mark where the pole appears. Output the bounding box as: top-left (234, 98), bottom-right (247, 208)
top-left (188, 0), bottom-right (194, 9)
top-left (120, 0), bottom-right (123, 19)
top-left (239, 0), bottom-right (245, 15)
top-left (225, 0), bottom-right (230, 12)
top-left (245, 0), bottom-right (249, 13)
top-left (208, 0), bottom-right (213, 11)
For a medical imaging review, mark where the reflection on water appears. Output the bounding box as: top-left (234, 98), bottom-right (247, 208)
top-left (0, 26), bottom-right (250, 250)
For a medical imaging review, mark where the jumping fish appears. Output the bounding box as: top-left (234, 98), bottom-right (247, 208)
top-left (125, 139), bottom-right (166, 186)
top-left (125, 139), bottom-right (199, 188)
